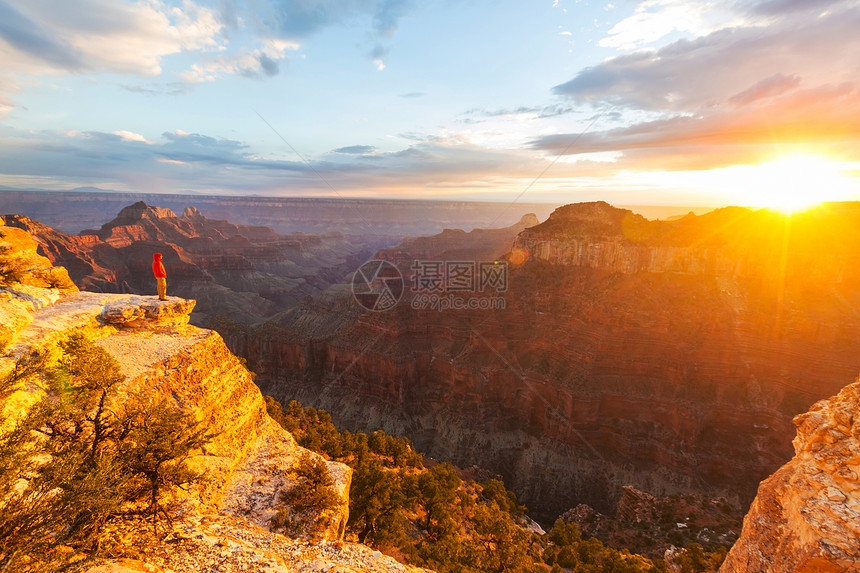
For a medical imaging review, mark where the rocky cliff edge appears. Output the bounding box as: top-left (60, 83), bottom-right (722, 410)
top-left (1, 220), bottom-right (424, 573)
top-left (720, 378), bottom-right (860, 572)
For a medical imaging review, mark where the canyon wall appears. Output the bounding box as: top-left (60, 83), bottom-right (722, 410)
top-left (222, 201), bottom-right (860, 521)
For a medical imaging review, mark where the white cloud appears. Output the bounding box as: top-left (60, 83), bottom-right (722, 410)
top-left (113, 130), bottom-right (151, 143)
top-left (0, 0), bottom-right (226, 77)
top-left (599, 0), bottom-right (755, 49)
top-left (178, 39), bottom-right (299, 83)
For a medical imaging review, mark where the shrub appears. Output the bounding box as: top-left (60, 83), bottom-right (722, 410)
top-left (271, 453), bottom-right (341, 538)
top-left (0, 334), bottom-right (213, 570)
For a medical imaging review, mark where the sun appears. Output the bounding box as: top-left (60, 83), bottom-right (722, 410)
top-left (728, 154), bottom-right (857, 215)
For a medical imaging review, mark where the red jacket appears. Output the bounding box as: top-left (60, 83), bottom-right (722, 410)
top-left (152, 254), bottom-right (167, 278)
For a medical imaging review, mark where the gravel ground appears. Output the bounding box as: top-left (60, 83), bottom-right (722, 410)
top-left (94, 514), bottom-right (424, 573)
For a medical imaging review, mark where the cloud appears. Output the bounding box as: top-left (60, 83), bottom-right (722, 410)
top-left (399, 92), bottom-right (425, 98)
top-left (178, 39), bottom-right (298, 83)
top-left (0, 0), bottom-right (225, 77)
top-left (532, 82), bottom-right (860, 171)
top-left (597, 0), bottom-right (753, 50)
top-left (261, 0), bottom-right (412, 38)
top-left (333, 145), bottom-right (377, 154)
top-left (0, 124), bottom-right (606, 199)
top-left (257, 0), bottom-right (413, 69)
top-left (0, 1), bottom-right (88, 70)
top-left (728, 73), bottom-right (801, 106)
top-left (373, 0), bottom-right (411, 37)
top-left (369, 43), bottom-right (389, 70)
top-left (748, 0), bottom-right (845, 16)
top-left (555, 2), bottom-right (860, 113)
top-left (113, 130), bottom-right (151, 143)
top-left (536, 0), bottom-right (860, 176)
top-left (0, 0), bottom-right (228, 114)
top-left (0, 126), bottom-right (327, 196)
top-left (467, 103), bottom-right (578, 120)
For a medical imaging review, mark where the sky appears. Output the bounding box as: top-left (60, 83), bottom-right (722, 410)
top-left (1, 0), bottom-right (860, 208)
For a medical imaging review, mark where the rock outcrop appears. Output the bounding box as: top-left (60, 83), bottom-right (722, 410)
top-left (721, 378), bottom-right (860, 572)
top-left (0, 286), bottom-right (350, 543)
top-left (1, 219), bottom-right (77, 350)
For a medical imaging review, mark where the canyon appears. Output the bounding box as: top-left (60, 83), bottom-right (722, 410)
top-left (0, 189), bottom-right (558, 236)
top-left (4, 199), bottom-right (860, 571)
top-left (8, 197), bottom-right (860, 525)
top-left (220, 201), bottom-right (860, 524)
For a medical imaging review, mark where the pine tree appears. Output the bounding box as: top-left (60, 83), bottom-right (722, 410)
top-left (0, 345), bottom-right (130, 571)
top-left (121, 395), bottom-right (212, 539)
top-left (348, 456), bottom-right (406, 544)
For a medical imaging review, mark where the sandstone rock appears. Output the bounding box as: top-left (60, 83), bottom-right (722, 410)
top-left (720, 378), bottom-right (860, 572)
top-left (0, 222), bottom-right (77, 291)
top-left (1, 221), bottom-right (77, 349)
top-left (100, 296), bottom-right (196, 330)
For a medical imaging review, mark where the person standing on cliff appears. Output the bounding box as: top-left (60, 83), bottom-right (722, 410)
top-left (152, 253), bottom-right (167, 300)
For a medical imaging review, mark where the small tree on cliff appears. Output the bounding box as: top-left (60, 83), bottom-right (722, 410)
top-left (271, 453), bottom-right (340, 538)
top-left (416, 463), bottom-right (460, 538)
top-left (472, 502), bottom-right (535, 573)
top-left (121, 394), bottom-right (212, 539)
top-left (41, 333), bottom-right (129, 462)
